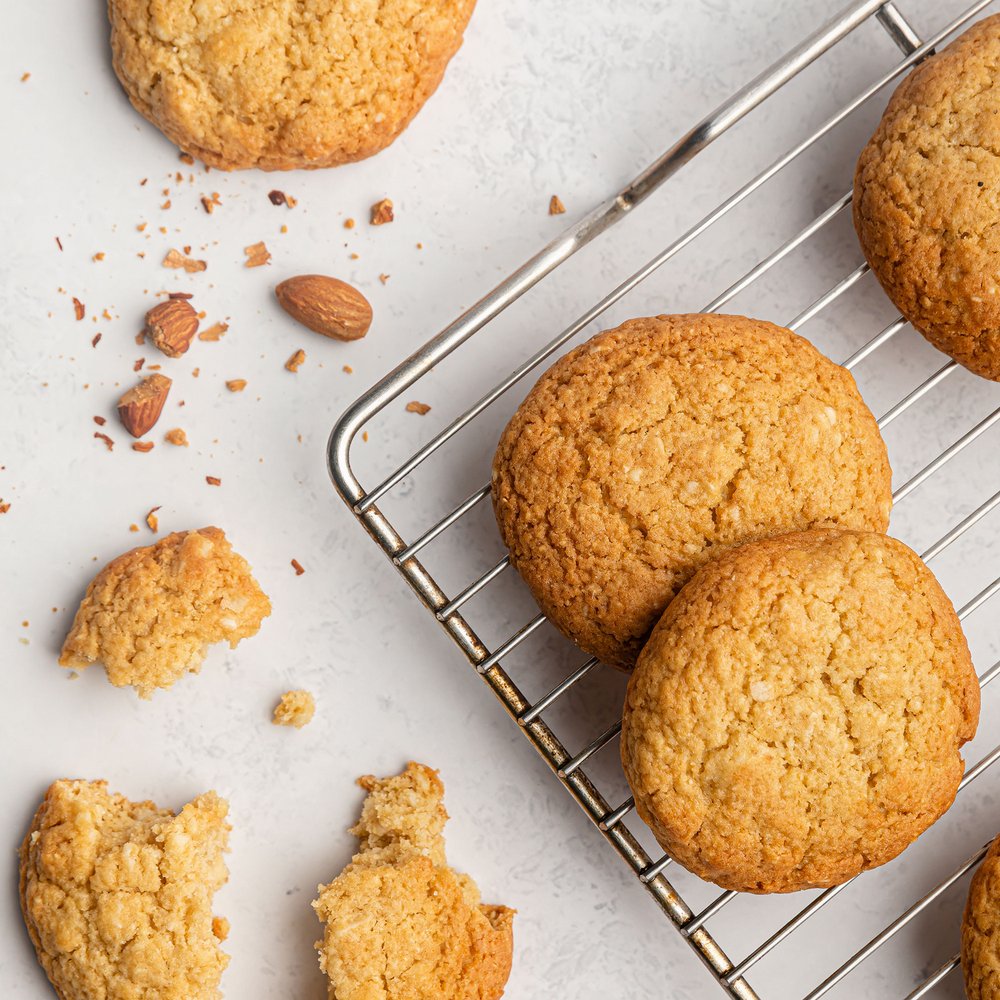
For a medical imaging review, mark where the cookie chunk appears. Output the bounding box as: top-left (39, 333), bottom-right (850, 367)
top-left (313, 762), bottom-right (514, 1000)
top-left (621, 529), bottom-right (979, 893)
top-left (492, 314), bottom-right (892, 669)
top-left (20, 779), bottom-right (230, 1000)
top-left (272, 688), bottom-right (316, 728)
top-left (107, 0), bottom-right (477, 170)
top-left (963, 834), bottom-right (1000, 999)
top-left (59, 527), bottom-right (271, 698)
top-left (855, 15), bottom-right (1000, 380)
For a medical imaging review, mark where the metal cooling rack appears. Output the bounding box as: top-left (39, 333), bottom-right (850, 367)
top-left (328, 1), bottom-right (1000, 996)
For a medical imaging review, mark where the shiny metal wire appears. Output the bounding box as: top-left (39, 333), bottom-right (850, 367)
top-left (329, 2), bottom-right (1000, 995)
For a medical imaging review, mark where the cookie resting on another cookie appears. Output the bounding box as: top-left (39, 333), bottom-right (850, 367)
top-left (19, 779), bottom-right (230, 1000)
top-left (621, 529), bottom-right (980, 893)
top-left (855, 14), bottom-right (1000, 380)
top-left (108, 0), bottom-right (477, 170)
top-left (313, 762), bottom-right (514, 1000)
top-left (59, 527), bottom-right (271, 698)
top-left (492, 314), bottom-right (892, 670)
top-left (963, 833), bottom-right (1000, 1000)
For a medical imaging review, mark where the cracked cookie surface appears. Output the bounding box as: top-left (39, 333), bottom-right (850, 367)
top-left (491, 314), bottom-right (892, 669)
top-left (59, 527), bottom-right (271, 698)
top-left (19, 779), bottom-right (230, 1000)
top-left (963, 833), bottom-right (1000, 999)
top-left (854, 14), bottom-right (1000, 380)
top-left (621, 528), bottom-right (979, 893)
top-left (313, 762), bottom-right (514, 1000)
top-left (108, 0), bottom-right (476, 170)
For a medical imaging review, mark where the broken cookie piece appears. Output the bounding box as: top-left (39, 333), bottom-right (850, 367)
top-left (272, 689), bottom-right (315, 728)
top-left (313, 762), bottom-right (514, 1000)
top-left (59, 527), bottom-right (271, 698)
top-left (20, 779), bottom-right (230, 1000)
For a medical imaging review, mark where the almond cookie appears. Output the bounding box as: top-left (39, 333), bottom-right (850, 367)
top-left (963, 833), bottom-right (1000, 999)
top-left (59, 527), bottom-right (271, 698)
top-left (621, 528), bottom-right (979, 894)
top-left (854, 15), bottom-right (1000, 380)
top-left (108, 0), bottom-right (477, 170)
top-left (20, 779), bottom-right (230, 1000)
top-left (313, 762), bottom-right (514, 1000)
top-left (492, 314), bottom-right (892, 669)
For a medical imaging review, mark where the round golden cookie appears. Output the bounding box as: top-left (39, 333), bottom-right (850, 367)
top-left (621, 528), bottom-right (980, 894)
top-left (108, 0), bottom-right (477, 170)
top-left (854, 15), bottom-right (1000, 380)
top-left (963, 834), bottom-right (1000, 1000)
top-left (491, 314), bottom-right (892, 670)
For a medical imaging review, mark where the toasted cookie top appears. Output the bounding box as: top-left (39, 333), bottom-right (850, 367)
top-left (19, 779), bottom-right (230, 1000)
top-left (492, 314), bottom-right (892, 669)
top-left (963, 833), bottom-right (1000, 1000)
top-left (108, 0), bottom-right (476, 170)
top-left (854, 14), bottom-right (1000, 379)
top-left (621, 529), bottom-right (979, 893)
top-left (59, 527), bottom-right (271, 698)
top-left (313, 762), bottom-right (514, 1000)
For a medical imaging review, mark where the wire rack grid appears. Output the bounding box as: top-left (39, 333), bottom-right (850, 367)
top-left (328, 1), bottom-right (1000, 997)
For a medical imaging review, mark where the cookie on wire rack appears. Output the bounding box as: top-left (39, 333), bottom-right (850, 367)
top-left (491, 313), bottom-right (892, 670)
top-left (621, 528), bottom-right (980, 894)
top-left (855, 14), bottom-right (1000, 380)
top-left (107, 0), bottom-right (477, 170)
top-left (963, 833), bottom-right (1000, 1000)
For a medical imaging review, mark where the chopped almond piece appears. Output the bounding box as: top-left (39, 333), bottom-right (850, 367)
top-left (201, 192), bottom-right (221, 214)
top-left (291, 558), bottom-right (305, 576)
top-left (93, 416), bottom-right (106, 426)
top-left (406, 401), bottom-right (431, 415)
top-left (132, 441), bottom-right (155, 453)
top-left (206, 476), bottom-right (222, 487)
top-left (268, 190), bottom-right (287, 206)
top-left (244, 242), bottom-right (271, 268)
top-left (549, 194), bottom-right (566, 215)
top-left (179, 152), bottom-right (195, 165)
top-left (226, 379), bottom-right (247, 392)
top-left (91, 333), bottom-right (102, 348)
top-left (0, 500), bottom-right (10, 514)
top-left (94, 432), bottom-right (115, 451)
top-left (198, 322), bottom-right (228, 341)
top-left (285, 349), bottom-right (306, 373)
top-left (370, 198), bottom-right (394, 225)
top-left (93, 252), bottom-right (106, 262)
top-left (164, 428), bottom-right (189, 447)
top-left (146, 506), bottom-right (161, 532)
top-left (163, 248), bottom-right (207, 272)
top-left (72, 298), bottom-right (85, 321)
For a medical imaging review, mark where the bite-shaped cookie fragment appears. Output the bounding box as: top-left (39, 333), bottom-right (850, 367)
top-left (107, 0), bottom-right (477, 170)
top-left (963, 833), bottom-right (1000, 999)
top-left (313, 762), bottom-right (514, 1000)
top-left (855, 14), bottom-right (1000, 380)
top-left (492, 314), bottom-right (892, 669)
top-left (621, 529), bottom-right (980, 893)
top-left (19, 779), bottom-right (230, 1000)
top-left (59, 527), bottom-right (271, 698)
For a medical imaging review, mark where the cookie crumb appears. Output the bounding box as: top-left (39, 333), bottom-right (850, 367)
top-left (164, 428), bottom-right (189, 447)
top-left (244, 241), bottom-right (271, 268)
top-left (549, 194), bottom-right (566, 216)
top-left (198, 321), bottom-right (228, 342)
top-left (93, 252), bottom-right (106, 262)
top-left (343, 217), bottom-right (355, 230)
top-left (379, 273), bottom-right (389, 284)
top-left (201, 192), bottom-right (221, 214)
top-left (146, 506), bottom-right (161, 532)
top-left (342, 365), bottom-right (353, 374)
top-left (291, 558), bottom-right (305, 576)
top-left (285, 349), bottom-right (306, 373)
top-left (226, 379), bottom-right (247, 392)
top-left (20, 72), bottom-right (30, 82)
top-left (179, 152), bottom-right (195, 165)
top-left (0, 500), bottom-right (10, 514)
top-left (272, 689), bottom-right (316, 729)
top-left (406, 401), bottom-right (431, 415)
top-left (212, 916), bottom-right (230, 942)
top-left (370, 198), bottom-right (394, 225)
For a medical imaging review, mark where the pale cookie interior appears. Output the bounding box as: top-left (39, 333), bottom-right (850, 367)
top-left (19, 779), bottom-right (230, 1000)
top-left (272, 688), bottom-right (316, 728)
top-left (313, 762), bottom-right (514, 1000)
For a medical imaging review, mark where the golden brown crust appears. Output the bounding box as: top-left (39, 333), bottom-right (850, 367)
top-left (492, 314), bottom-right (892, 669)
top-left (107, 0), bottom-right (477, 170)
top-left (59, 527), bottom-right (271, 698)
top-left (621, 529), bottom-right (979, 893)
top-left (19, 779), bottom-right (230, 1000)
top-left (854, 14), bottom-right (1000, 380)
top-left (312, 762), bottom-right (514, 999)
top-left (963, 834), bottom-right (1000, 999)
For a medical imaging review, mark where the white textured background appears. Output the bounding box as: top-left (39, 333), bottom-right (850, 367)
top-left (2, 1), bottom-right (1000, 998)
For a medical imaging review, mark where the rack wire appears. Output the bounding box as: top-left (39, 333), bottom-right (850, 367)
top-left (328, 1), bottom-right (1000, 996)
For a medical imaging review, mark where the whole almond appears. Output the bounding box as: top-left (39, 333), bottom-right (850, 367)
top-left (145, 299), bottom-right (199, 358)
top-left (118, 374), bottom-right (172, 438)
top-left (274, 275), bottom-right (372, 341)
